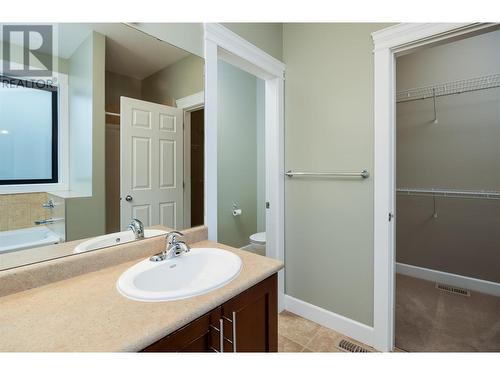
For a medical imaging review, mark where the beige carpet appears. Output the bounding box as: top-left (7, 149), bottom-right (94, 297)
top-left (396, 274), bottom-right (500, 352)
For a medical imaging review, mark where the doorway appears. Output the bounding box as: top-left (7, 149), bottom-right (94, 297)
top-left (102, 28), bottom-right (205, 233)
top-left (394, 29), bottom-right (500, 351)
top-left (187, 108), bottom-right (205, 228)
top-left (372, 22), bottom-right (500, 352)
top-left (204, 23), bottom-right (285, 309)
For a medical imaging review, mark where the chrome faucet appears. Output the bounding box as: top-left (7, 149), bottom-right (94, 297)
top-left (34, 217), bottom-right (63, 225)
top-left (128, 219), bottom-right (144, 240)
top-left (150, 230), bottom-right (190, 262)
top-left (42, 199), bottom-right (55, 209)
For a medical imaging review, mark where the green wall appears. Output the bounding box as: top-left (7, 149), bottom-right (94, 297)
top-left (217, 60), bottom-right (259, 248)
top-left (65, 31), bottom-right (106, 241)
top-left (131, 23), bottom-right (284, 62)
top-left (141, 54), bottom-right (204, 106)
top-left (282, 23), bottom-right (392, 326)
top-left (130, 23), bottom-right (204, 57)
top-left (222, 23), bottom-right (283, 61)
top-left (0, 41), bottom-right (69, 74)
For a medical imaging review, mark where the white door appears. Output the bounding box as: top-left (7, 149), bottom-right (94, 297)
top-left (120, 96), bottom-right (184, 230)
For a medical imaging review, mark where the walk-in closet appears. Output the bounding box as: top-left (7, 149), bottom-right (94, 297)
top-left (395, 28), bottom-right (500, 352)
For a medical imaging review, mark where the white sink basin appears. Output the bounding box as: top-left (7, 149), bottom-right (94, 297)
top-left (116, 248), bottom-right (242, 302)
top-left (74, 229), bottom-right (167, 253)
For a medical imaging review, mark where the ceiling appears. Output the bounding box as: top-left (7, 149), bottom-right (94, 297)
top-left (1, 23), bottom-right (191, 80)
top-left (59, 23), bottom-right (191, 80)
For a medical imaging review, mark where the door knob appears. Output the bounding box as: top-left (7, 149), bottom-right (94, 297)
top-left (125, 195), bottom-right (133, 202)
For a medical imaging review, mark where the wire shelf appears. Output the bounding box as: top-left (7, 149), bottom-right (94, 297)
top-left (396, 187), bottom-right (500, 200)
top-left (396, 73), bottom-right (500, 103)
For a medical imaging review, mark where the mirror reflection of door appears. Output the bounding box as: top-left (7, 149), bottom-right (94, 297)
top-left (0, 22), bottom-right (206, 271)
top-left (120, 97), bottom-right (184, 230)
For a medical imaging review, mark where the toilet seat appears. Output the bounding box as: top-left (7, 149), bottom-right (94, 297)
top-left (249, 232), bottom-right (266, 245)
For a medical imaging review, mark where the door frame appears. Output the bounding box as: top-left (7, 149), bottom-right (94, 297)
top-left (204, 23), bottom-right (286, 310)
top-left (176, 91), bottom-right (205, 229)
top-left (371, 22), bottom-right (498, 351)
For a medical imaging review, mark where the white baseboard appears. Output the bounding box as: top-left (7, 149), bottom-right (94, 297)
top-left (396, 262), bottom-right (500, 297)
top-left (239, 244), bottom-right (253, 251)
top-left (284, 295), bottom-right (375, 348)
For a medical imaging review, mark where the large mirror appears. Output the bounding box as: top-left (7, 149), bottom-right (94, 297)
top-left (0, 23), bottom-right (205, 270)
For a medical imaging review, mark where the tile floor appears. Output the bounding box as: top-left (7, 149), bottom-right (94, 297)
top-left (278, 310), bottom-right (376, 352)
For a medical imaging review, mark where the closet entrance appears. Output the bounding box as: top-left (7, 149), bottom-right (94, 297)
top-left (394, 28), bottom-right (500, 352)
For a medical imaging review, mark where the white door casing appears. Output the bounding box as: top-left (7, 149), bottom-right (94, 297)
top-left (204, 24), bottom-right (286, 310)
top-left (371, 22), bottom-right (497, 352)
top-left (120, 96), bottom-right (184, 230)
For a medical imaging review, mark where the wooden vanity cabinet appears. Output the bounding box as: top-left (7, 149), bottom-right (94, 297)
top-left (141, 273), bottom-right (277, 353)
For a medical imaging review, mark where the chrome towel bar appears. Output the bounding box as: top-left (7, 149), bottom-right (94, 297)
top-left (285, 170), bottom-right (370, 179)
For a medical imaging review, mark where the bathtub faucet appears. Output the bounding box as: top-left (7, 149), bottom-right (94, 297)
top-left (42, 199), bottom-right (55, 209)
top-left (34, 218), bottom-right (63, 225)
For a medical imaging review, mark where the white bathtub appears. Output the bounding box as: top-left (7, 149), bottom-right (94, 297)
top-left (0, 226), bottom-right (61, 254)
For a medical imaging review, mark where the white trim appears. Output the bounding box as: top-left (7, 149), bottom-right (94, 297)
top-left (285, 295), bottom-right (375, 348)
top-left (203, 23), bottom-right (286, 311)
top-left (176, 91), bottom-right (205, 230)
top-left (372, 23), bottom-right (497, 53)
top-left (204, 38), bottom-right (218, 240)
top-left (397, 263), bottom-right (500, 298)
top-left (0, 69), bottom-right (70, 194)
top-left (372, 22), bottom-right (499, 352)
top-left (176, 91), bottom-right (205, 110)
top-left (204, 24), bottom-right (285, 80)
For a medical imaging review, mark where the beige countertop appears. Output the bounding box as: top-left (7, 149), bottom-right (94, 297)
top-left (0, 240), bottom-right (283, 352)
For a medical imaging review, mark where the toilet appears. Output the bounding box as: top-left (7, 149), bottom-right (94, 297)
top-left (249, 232), bottom-right (266, 256)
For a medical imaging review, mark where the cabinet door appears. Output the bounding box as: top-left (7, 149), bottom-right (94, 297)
top-left (142, 307), bottom-right (222, 352)
top-left (221, 274), bottom-right (278, 352)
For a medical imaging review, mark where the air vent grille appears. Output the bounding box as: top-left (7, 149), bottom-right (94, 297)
top-left (435, 283), bottom-right (471, 296)
top-left (337, 339), bottom-right (369, 353)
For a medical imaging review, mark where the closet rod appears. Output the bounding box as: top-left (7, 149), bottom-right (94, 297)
top-left (105, 111), bottom-right (120, 117)
top-left (396, 188), bottom-right (500, 200)
top-left (396, 73), bottom-right (500, 103)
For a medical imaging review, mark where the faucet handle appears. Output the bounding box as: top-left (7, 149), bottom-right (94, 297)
top-left (173, 240), bottom-right (190, 256)
top-left (166, 230), bottom-right (184, 245)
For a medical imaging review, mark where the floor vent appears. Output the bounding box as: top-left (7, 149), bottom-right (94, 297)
top-left (337, 339), bottom-right (369, 353)
top-left (435, 283), bottom-right (471, 297)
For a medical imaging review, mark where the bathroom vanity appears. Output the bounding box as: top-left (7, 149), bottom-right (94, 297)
top-left (142, 274), bottom-right (277, 352)
top-left (0, 226), bottom-right (283, 352)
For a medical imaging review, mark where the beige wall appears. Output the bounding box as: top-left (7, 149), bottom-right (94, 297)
top-left (141, 54), bottom-right (204, 106)
top-left (396, 30), bottom-right (500, 283)
top-left (0, 193), bottom-right (48, 232)
top-left (283, 23), bottom-right (392, 326)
